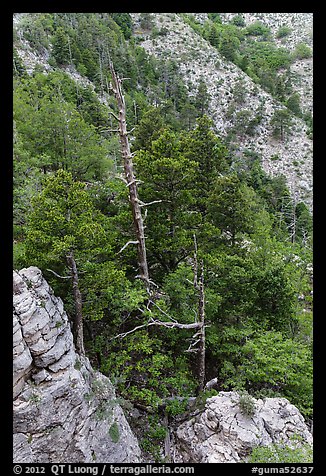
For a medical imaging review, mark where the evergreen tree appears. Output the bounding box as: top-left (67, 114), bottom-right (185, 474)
top-left (194, 78), bottom-right (210, 116)
top-left (51, 27), bottom-right (70, 64)
top-left (132, 107), bottom-right (166, 151)
top-left (286, 93), bottom-right (302, 117)
top-left (231, 14), bottom-right (246, 27)
top-left (134, 130), bottom-right (199, 276)
top-left (207, 23), bottom-right (219, 47)
top-left (110, 13), bottom-right (132, 39)
top-left (14, 82), bottom-right (110, 180)
top-left (24, 170), bottom-right (111, 352)
top-left (181, 115), bottom-right (229, 212)
top-left (219, 29), bottom-right (241, 62)
top-left (207, 174), bottom-right (260, 246)
top-left (271, 108), bottom-right (293, 141)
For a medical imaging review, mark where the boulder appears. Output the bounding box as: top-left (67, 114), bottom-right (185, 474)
top-left (172, 391), bottom-right (312, 463)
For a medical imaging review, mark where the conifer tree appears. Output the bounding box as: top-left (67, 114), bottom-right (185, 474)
top-left (24, 170), bottom-right (110, 354)
top-left (52, 27), bottom-right (70, 64)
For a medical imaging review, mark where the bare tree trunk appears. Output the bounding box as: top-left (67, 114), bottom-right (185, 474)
top-left (66, 251), bottom-right (85, 355)
top-left (192, 235), bottom-right (206, 394)
top-left (163, 413), bottom-right (171, 462)
top-left (197, 260), bottom-right (206, 393)
top-left (109, 62), bottom-right (150, 291)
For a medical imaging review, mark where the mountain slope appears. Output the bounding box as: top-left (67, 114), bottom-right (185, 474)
top-left (130, 13), bottom-right (313, 207)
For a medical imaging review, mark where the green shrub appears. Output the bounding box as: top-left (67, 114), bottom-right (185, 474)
top-left (238, 391), bottom-right (256, 417)
top-left (108, 422), bottom-right (120, 443)
top-left (225, 331), bottom-right (313, 418)
top-left (13, 242), bottom-right (26, 270)
top-left (245, 21), bottom-right (271, 39)
top-left (140, 415), bottom-right (167, 462)
top-left (276, 26), bottom-right (292, 38)
top-left (248, 436), bottom-right (313, 463)
top-left (294, 43), bottom-right (312, 60)
top-left (231, 14), bottom-right (246, 27)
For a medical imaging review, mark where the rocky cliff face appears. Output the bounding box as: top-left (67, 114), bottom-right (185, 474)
top-left (172, 391), bottom-right (313, 463)
top-left (13, 267), bottom-right (141, 463)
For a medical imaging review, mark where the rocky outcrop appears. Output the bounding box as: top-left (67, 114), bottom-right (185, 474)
top-left (13, 267), bottom-right (141, 463)
top-left (172, 391), bottom-right (313, 463)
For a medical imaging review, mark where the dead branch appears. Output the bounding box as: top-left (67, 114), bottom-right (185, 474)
top-left (126, 179), bottom-right (144, 187)
top-left (147, 279), bottom-right (159, 289)
top-left (118, 240), bottom-right (139, 254)
top-left (109, 61), bottom-right (150, 291)
top-left (139, 199), bottom-right (163, 207)
top-left (112, 318), bottom-right (204, 340)
top-left (147, 299), bottom-right (178, 322)
top-left (185, 278), bottom-right (194, 286)
top-left (46, 269), bottom-right (71, 279)
top-left (185, 338), bottom-right (201, 353)
top-left (108, 110), bottom-right (120, 122)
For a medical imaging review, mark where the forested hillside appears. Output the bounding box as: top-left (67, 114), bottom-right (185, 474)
top-left (13, 12), bottom-right (313, 462)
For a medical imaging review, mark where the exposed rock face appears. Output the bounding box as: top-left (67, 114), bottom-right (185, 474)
top-left (13, 267), bottom-right (141, 463)
top-left (172, 391), bottom-right (312, 463)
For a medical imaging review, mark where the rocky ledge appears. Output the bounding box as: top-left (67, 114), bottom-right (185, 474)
top-left (172, 391), bottom-right (313, 463)
top-left (13, 267), bottom-right (141, 463)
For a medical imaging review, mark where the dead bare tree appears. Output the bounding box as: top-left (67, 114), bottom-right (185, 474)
top-left (66, 251), bottom-right (85, 355)
top-left (48, 253), bottom-right (85, 355)
top-left (112, 234), bottom-right (207, 394)
top-left (107, 63), bottom-right (207, 392)
top-left (197, 261), bottom-right (206, 393)
top-left (108, 62), bottom-right (151, 292)
top-left (186, 235), bottom-right (206, 393)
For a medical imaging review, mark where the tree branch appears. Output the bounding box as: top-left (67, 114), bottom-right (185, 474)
top-left (126, 179), bottom-right (144, 187)
top-left (111, 319), bottom-right (204, 340)
top-left (46, 269), bottom-right (71, 279)
top-left (118, 240), bottom-right (139, 254)
top-left (139, 199), bottom-right (163, 207)
top-left (147, 299), bottom-right (178, 322)
top-left (185, 338), bottom-right (201, 352)
top-left (108, 110), bottom-right (120, 122)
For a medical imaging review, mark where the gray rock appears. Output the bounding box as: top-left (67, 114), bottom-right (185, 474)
top-left (33, 327), bottom-right (73, 367)
top-left (172, 391), bottom-right (313, 463)
top-left (32, 369), bottom-right (52, 385)
top-left (13, 267), bottom-right (141, 463)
